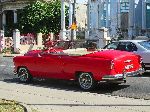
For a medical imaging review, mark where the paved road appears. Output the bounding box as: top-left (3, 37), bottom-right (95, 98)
top-left (0, 56), bottom-right (150, 100)
top-left (0, 80), bottom-right (150, 112)
top-left (0, 56), bottom-right (15, 80)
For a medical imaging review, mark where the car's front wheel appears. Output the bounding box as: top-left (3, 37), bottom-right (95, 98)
top-left (78, 72), bottom-right (96, 90)
top-left (18, 67), bottom-right (32, 83)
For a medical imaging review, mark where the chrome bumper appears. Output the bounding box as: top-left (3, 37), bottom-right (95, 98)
top-left (125, 67), bottom-right (145, 77)
top-left (102, 74), bottom-right (125, 80)
top-left (102, 68), bottom-right (145, 81)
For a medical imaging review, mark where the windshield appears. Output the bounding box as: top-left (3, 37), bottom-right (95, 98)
top-left (54, 41), bottom-right (70, 49)
top-left (138, 41), bottom-right (150, 50)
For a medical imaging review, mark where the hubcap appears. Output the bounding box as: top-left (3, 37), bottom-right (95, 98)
top-left (79, 73), bottom-right (93, 90)
top-left (18, 68), bottom-right (29, 82)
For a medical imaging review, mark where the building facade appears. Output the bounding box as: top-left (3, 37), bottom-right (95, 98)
top-left (87, 0), bottom-right (150, 40)
top-left (60, 0), bottom-right (87, 40)
top-left (0, 0), bottom-right (34, 32)
top-left (87, 0), bottom-right (119, 39)
top-left (0, 0), bottom-right (87, 39)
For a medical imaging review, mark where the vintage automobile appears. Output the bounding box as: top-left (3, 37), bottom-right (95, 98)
top-left (103, 40), bottom-right (150, 71)
top-left (13, 48), bottom-right (144, 90)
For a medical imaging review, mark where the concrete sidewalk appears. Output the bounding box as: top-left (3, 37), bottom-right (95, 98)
top-left (0, 81), bottom-right (150, 112)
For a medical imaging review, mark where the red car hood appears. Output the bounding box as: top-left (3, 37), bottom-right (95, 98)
top-left (85, 50), bottom-right (136, 60)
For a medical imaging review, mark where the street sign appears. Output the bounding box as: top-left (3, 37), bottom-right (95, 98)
top-left (71, 23), bottom-right (77, 30)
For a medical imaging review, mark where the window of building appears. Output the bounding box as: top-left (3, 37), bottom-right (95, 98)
top-left (91, 0), bottom-right (95, 1)
top-left (146, 3), bottom-right (150, 28)
top-left (120, 0), bottom-right (129, 12)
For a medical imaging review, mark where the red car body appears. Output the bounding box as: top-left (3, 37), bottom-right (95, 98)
top-left (13, 49), bottom-right (144, 90)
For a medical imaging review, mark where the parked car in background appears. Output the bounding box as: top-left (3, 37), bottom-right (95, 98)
top-left (104, 40), bottom-right (150, 71)
top-left (13, 49), bottom-right (144, 90)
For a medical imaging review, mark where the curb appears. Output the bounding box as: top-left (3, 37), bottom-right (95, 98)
top-left (3, 55), bottom-right (15, 57)
top-left (20, 103), bottom-right (33, 112)
top-left (1, 54), bottom-right (24, 57)
top-left (17, 103), bottom-right (28, 112)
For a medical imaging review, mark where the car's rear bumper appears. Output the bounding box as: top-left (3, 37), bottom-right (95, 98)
top-left (143, 63), bottom-right (150, 70)
top-left (125, 67), bottom-right (145, 76)
top-left (102, 74), bottom-right (125, 80)
top-left (102, 67), bottom-right (144, 81)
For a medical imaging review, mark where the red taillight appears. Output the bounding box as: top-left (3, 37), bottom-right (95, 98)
top-left (110, 60), bottom-right (114, 69)
top-left (140, 57), bottom-right (143, 64)
top-left (137, 55), bottom-right (143, 64)
top-left (138, 56), bottom-right (143, 64)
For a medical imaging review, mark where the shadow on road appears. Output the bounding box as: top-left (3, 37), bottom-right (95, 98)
top-left (3, 78), bottom-right (129, 95)
top-left (142, 72), bottom-right (150, 77)
top-left (134, 72), bottom-right (150, 78)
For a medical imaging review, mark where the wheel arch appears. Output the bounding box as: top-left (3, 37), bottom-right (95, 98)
top-left (17, 66), bottom-right (28, 73)
top-left (17, 66), bottom-right (33, 82)
top-left (75, 71), bottom-right (94, 80)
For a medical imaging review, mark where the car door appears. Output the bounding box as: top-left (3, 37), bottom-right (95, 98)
top-left (34, 52), bottom-right (64, 79)
top-left (135, 41), bottom-right (150, 64)
top-left (116, 42), bottom-right (127, 51)
top-left (116, 42), bottom-right (137, 52)
top-left (127, 42), bottom-right (138, 52)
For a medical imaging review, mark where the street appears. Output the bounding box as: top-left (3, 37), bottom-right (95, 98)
top-left (0, 56), bottom-right (150, 112)
top-left (0, 56), bottom-right (15, 80)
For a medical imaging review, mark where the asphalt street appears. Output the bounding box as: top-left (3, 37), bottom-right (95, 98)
top-left (0, 56), bottom-right (150, 100)
top-left (0, 56), bottom-right (15, 80)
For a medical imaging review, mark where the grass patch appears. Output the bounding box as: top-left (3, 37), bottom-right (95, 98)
top-left (0, 99), bottom-right (26, 112)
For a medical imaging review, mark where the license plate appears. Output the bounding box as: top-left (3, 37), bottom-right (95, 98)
top-left (125, 64), bottom-right (134, 70)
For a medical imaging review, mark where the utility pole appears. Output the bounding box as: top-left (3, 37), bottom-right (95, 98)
top-left (71, 0), bottom-right (76, 41)
top-left (128, 0), bottom-right (135, 39)
top-left (61, 0), bottom-right (66, 40)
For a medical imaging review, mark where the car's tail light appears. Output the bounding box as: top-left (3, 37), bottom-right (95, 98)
top-left (110, 60), bottom-right (114, 69)
top-left (137, 55), bottom-right (143, 64)
top-left (140, 57), bottom-right (143, 64)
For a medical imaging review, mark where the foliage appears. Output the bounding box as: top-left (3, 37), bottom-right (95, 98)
top-left (0, 99), bottom-right (25, 112)
top-left (1, 48), bottom-right (12, 54)
top-left (1, 47), bottom-right (20, 54)
top-left (17, 0), bottom-right (69, 34)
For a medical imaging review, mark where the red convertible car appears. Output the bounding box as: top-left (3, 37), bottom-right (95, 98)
top-left (13, 49), bottom-right (144, 90)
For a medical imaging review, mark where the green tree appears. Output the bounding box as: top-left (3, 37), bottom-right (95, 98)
top-left (17, 0), bottom-right (69, 34)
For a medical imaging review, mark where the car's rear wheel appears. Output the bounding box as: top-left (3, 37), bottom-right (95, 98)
top-left (18, 67), bottom-right (32, 82)
top-left (78, 72), bottom-right (95, 90)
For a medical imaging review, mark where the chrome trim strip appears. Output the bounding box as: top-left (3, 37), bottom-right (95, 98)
top-left (124, 60), bottom-right (132, 63)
